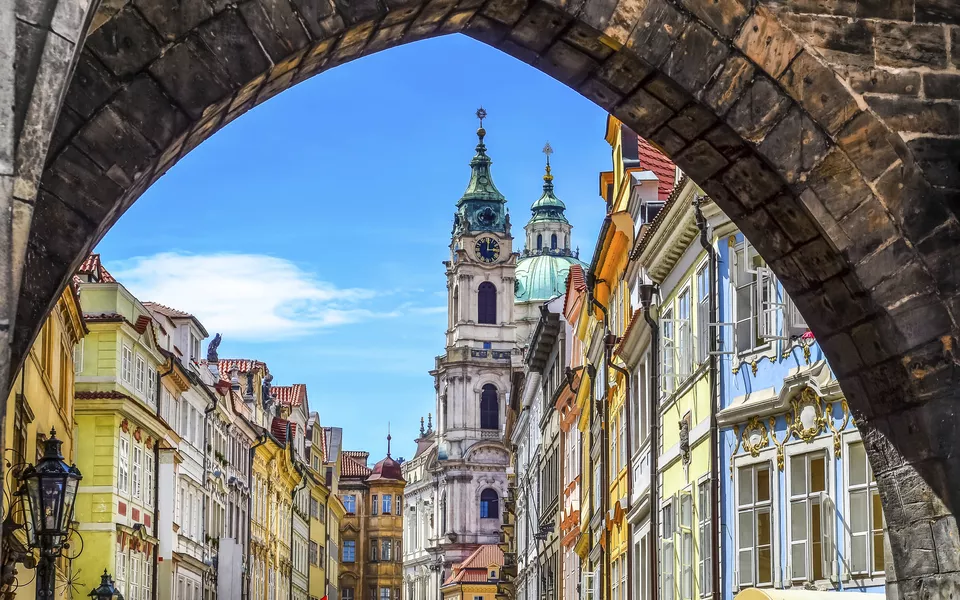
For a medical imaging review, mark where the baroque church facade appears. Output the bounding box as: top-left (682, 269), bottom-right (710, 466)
top-left (401, 113), bottom-right (585, 600)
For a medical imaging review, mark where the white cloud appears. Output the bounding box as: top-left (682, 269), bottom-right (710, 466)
top-left (108, 252), bottom-right (392, 341)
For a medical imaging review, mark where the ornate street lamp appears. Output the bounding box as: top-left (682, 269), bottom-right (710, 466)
top-left (89, 569), bottom-right (124, 600)
top-left (18, 428), bottom-right (82, 598)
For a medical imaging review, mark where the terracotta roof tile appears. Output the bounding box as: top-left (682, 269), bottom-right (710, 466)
top-left (341, 454), bottom-right (372, 478)
top-left (77, 254), bottom-right (117, 283)
top-left (637, 137), bottom-right (676, 200)
top-left (273, 384), bottom-right (307, 407)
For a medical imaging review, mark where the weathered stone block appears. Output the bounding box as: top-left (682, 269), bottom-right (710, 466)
top-left (758, 106), bottom-right (829, 184)
top-left (148, 36), bottom-right (232, 119)
top-left (624, 0), bottom-right (688, 67)
top-left (667, 103), bottom-right (716, 141)
top-left (804, 148), bottom-right (873, 219)
top-left (725, 75), bottom-right (791, 144)
top-left (677, 0), bottom-right (749, 39)
top-left (509, 3), bottom-right (569, 53)
top-left (562, 22), bottom-right (615, 61)
top-left (779, 51), bottom-right (859, 136)
top-left (663, 21), bottom-right (729, 96)
top-left (238, 0), bottom-right (312, 62)
top-left (615, 87), bottom-right (674, 136)
top-left (643, 73), bottom-right (690, 111)
top-left (701, 54), bottom-right (754, 117)
top-left (648, 125), bottom-right (686, 156)
top-left (868, 96), bottom-right (960, 136)
top-left (577, 77), bottom-right (623, 111)
top-left (874, 22), bottom-right (948, 69)
top-left (735, 7), bottom-right (801, 79)
top-left (675, 139), bottom-right (729, 180)
top-left (86, 5), bottom-right (164, 77)
top-left (907, 136), bottom-right (960, 188)
top-left (596, 50), bottom-right (654, 95)
top-left (720, 155), bottom-right (783, 209)
top-left (481, 0), bottom-right (530, 25)
top-left (836, 105), bottom-right (908, 182)
top-left (539, 40), bottom-right (598, 85)
top-left (65, 50), bottom-right (120, 119)
top-left (844, 66), bottom-right (919, 96)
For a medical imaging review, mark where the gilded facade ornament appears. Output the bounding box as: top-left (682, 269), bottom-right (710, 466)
top-left (788, 386), bottom-right (827, 442)
top-left (741, 416), bottom-right (769, 457)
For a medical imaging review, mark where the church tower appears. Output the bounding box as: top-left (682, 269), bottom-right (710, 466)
top-left (430, 109), bottom-right (515, 569)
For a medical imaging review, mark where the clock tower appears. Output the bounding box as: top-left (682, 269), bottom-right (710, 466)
top-left (428, 110), bottom-right (516, 572)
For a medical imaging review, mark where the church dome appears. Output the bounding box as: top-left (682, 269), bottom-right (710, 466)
top-left (515, 253), bottom-right (587, 303)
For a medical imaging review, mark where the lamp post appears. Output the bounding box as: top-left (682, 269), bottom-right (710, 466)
top-left (89, 569), bottom-right (124, 600)
top-left (18, 428), bottom-right (82, 598)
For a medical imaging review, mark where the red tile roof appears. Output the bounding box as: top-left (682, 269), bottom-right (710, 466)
top-left (77, 254), bottom-right (116, 283)
top-left (273, 384), bottom-right (307, 407)
top-left (217, 358), bottom-right (268, 380)
top-left (443, 545), bottom-right (504, 585)
top-left (341, 454), bottom-right (372, 478)
top-left (637, 137), bottom-right (676, 200)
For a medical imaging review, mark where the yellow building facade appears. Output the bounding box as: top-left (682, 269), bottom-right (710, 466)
top-left (0, 288), bottom-right (85, 598)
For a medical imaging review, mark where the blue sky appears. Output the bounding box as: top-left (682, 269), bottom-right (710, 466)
top-left (97, 34), bottom-right (611, 460)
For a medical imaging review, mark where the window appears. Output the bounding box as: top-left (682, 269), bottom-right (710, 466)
top-left (480, 488), bottom-right (499, 519)
top-left (698, 480), bottom-right (712, 597)
top-left (679, 493), bottom-right (693, 600)
top-left (372, 495), bottom-right (379, 516)
top-left (132, 444), bottom-right (142, 499)
top-left (480, 384), bottom-right (499, 430)
top-left (478, 282), bottom-right (497, 324)
top-left (789, 451), bottom-right (833, 583)
top-left (135, 355), bottom-right (146, 393)
top-left (342, 540), bottom-right (355, 562)
top-left (343, 494), bottom-right (356, 514)
top-left (118, 435), bottom-right (130, 494)
top-left (551, 233), bottom-right (557, 250)
top-left (121, 345), bottom-right (133, 384)
top-left (382, 494), bottom-right (392, 515)
top-left (737, 462), bottom-right (773, 588)
top-left (696, 264), bottom-right (710, 364)
top-left (382, 539), bottom-right (392, 561)
top-left (662, 500), bottom-right (675, 600)
top-left (848, 441), bottom-right (885, 577)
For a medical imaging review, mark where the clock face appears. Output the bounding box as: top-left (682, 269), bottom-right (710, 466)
top-left (474, 237), bottom-right (501, 263)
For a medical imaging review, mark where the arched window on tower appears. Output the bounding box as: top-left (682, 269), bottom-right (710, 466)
top-left (479, 488), bottom-right (499, 519)
top-left (551, 233), bottom-right (558, 250)
top-left (537, 234), bottom-right (543, 250)
top-left (478, 282), bottom-right (497, 324)
top-left (480, 384), bottom-right (499, 429)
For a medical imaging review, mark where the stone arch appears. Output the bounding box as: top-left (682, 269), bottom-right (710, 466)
top-left (4, 0), bottom-right (959, 592)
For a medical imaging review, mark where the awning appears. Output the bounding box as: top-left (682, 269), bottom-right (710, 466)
top-left (735, 589), bottom-right (881, 600)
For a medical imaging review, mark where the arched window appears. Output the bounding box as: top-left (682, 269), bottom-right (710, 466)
top-left (478, 282), bottom-right (496, 324)
top-left (536, 234), bottom-right (542, 250)
top-left (480, 384), bottom-right (499, 429)
top-left (479, 488), bottom-right (499, 519)
top-left (551, 233), bottom-right (558, 249)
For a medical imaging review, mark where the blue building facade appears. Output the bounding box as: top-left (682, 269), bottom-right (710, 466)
top-left (717, 232), bottom-right (889, 599)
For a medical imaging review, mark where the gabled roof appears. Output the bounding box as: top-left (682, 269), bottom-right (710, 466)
top-left (637, 137), bottom-right (676, 200)
top-left (273, 384), bottom-right (307, 408)
top-left (217, 358), bottom-right (268, 380)
top-left (443, 545), bottom-right (503, 585)
top-left (341, 454), bottom-right (372, 478)
top-left (77, 254), bottom-right (116, 283)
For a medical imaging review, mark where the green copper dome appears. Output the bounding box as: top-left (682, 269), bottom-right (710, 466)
top-left (528, 164), bottom-right (569, 224)
top-left (515, 254), bottom-right (587, 302)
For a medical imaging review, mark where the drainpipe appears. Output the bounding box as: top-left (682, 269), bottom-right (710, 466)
top-left (606, 333), bottom-right (631, 600)
top-left (248, 434), bottom-right (268, 600)
top-left (694, 197), bottom-right (721, 600)
top-left (585, 271), bottom-right (611, 600)
top-left (640, 283), bottom-right (660, 600)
